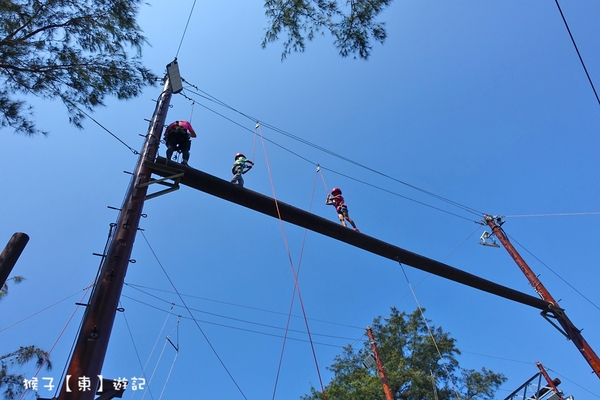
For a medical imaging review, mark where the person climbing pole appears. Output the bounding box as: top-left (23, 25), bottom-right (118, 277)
top-left (326, 187), bottom-right (359, 231)
top-left (164, 120), bottom-right (197, 165)
top-left (231, 153), bottom-right (254, 187)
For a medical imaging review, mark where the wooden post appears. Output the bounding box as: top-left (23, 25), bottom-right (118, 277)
top-left (55, 76), bottom-right (173, 400)
top-left (0, 232), bottom-right (29, 290)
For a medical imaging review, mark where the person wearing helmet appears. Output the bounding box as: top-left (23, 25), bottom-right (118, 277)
top-left (163, 120), bottom-right (197, 165)
top-left (231, 152), bottom-right (254, 187)
top-left (326, 187), bottom-right (359, 231)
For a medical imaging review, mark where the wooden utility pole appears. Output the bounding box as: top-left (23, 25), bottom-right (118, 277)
top-left (484, 215), bottom-right (600, 378)
top-left (366, 327), bottom-right (395, 400)
top-left (0, 232), bottom-right (29, 290)
top-left (54, 76), bottom-right (173, 400)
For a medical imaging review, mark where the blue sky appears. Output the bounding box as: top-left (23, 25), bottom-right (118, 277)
top-left (1, 0), bottom-right (600, 398)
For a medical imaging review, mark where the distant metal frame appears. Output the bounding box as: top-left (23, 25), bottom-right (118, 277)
top-left (504, 372), bottom-right (560, 400)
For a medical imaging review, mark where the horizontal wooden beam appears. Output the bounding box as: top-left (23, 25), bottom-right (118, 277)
top-left (148, 157), bottom-right (551, 311)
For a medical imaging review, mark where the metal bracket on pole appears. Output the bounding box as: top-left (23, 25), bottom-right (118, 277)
top-left (95, 378), bottom-right (126, 400)
top-left (484, 214), bottom-right (600, 378)
top-left (540, 305), bottom-right (577, 340)
top-left (140, 161), bottom-right (185, 200)
top-left (541, 311), bottom-right (569, 339)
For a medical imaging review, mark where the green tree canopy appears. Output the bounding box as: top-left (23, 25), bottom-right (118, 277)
top-left (302, 307), bottom-right (506, 400)
top-left (1, 1), bottom-right (395, 134)
top-left (0, 0), bottom-right (157, 135)
top-left (263, 0), bottom-right (394, 60)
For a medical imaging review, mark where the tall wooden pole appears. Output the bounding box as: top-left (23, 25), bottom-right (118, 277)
top-left (0, 232), bottom-right (29, 290)
top-left (485, 215), bottom-right (600, 378)
top-left (56, 77), bottom-right (172, 400)
top-left (366, 327), bottom-right (395, 400)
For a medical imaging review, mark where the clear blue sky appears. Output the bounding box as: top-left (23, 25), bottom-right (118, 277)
top-left (2, 1), bottom-right (600, 398)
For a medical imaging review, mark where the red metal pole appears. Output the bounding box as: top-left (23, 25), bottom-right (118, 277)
top-left (366, 327), bottom-right (395, 400)
top-left (535, 361), bottom-right (563, 399)
top-left (485, 215), bottom-right (600, 378)
top-left (56, 77), bottom-right (172, 400)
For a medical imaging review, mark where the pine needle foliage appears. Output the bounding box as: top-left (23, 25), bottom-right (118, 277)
top-left (0, 0), bottom-right (158, 135)
top-left (0, 276), bottom-right (24, 301)
top-left (263, 0), bottom-right (393, 60)
top-left (0, 346), bottom-right (51, 399)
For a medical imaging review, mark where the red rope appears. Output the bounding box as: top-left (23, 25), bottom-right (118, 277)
top-left (19, 283), bottom-right (94, 400)
top-left (256, 125), bottom-right (327, 400)
top-left (271, 168), bottom-right (319, 400)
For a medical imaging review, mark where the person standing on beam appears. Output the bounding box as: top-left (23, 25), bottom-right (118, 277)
top-left (231, 152), bottom-right (254, 187)
top-left (326, 187), bottom-right (359, 231)
top-left (164, 120), bottom-right (197, 165)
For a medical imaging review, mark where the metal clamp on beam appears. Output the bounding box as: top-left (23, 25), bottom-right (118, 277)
top-left (141, 161), bottom-right (185, 200)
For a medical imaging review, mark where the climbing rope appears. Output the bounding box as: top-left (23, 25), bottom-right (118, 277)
top-left (271, 166), bottom-right (320, 400)
top-left (554, 0), bottom-right (600, 107)
top-left (120, 302), bottom-right (155, 400)
top-left (66, 101), bottom-right (139, 155)
top-left (398, 262), bottom-right (461, 398)
top-left (0, 286), bottom-right (91, 334)
top-left (47, 221), bottom-right (118, 399)
top-left (182, 86), bottom-right (484, 217)
top-left (19, 282), bottom-right (95, 400)
top-left (189, 101), bottom-right (195, 123)
top-left (157, 317), bottom-right (181, 400)
top-left (252, 121), bottom-right (259, 162)
top-left (317, 164), bottom-right (329, 194)
top-left (138, 303), bottom-right (176, 400)
top-left (140, 231), bottom-right (249, 400)
top-left (141, 323), bottom-right (175, 400)
top-left (174, 0), bottom-right (198, 59)
top-left (255, 124), bottom-right (327, 400)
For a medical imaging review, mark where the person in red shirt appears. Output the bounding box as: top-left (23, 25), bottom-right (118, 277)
top-left (164, 120), bottom-right (197, 165)
top-left (326, 187), bottom-right (359, 231)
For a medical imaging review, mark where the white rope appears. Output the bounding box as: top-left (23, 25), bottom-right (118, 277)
top-left (142, 316), bottom-right (181, 400)
top-left (141, 337), bottom-right (169, 400)
top-left (158, 348), bottom-right (179, 400)
top-left (158, 316), bottom-right (181, 400)
top-left (399, 263), bottom-right (461, 399)
top-left (134, 303), bottom-right (174, 400)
